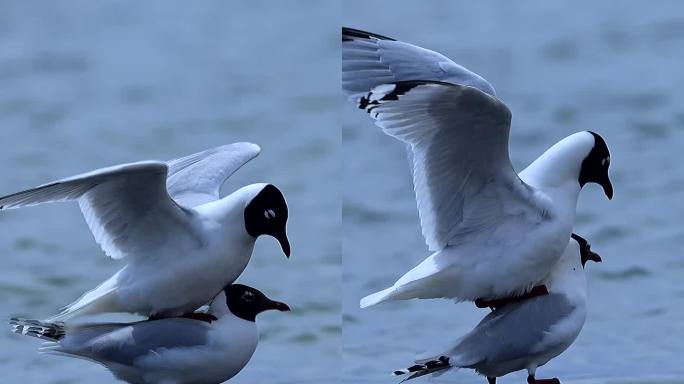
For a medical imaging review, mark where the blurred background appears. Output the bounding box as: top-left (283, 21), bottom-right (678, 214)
top-left (0, 1), bottom-right (339, 383)
top-left (343, 1), bottom-right (684, 383)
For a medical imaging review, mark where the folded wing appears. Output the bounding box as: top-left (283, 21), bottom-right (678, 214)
top-left (449, 293), bottom-right (576, 367)
top-left (166, 142), bottom-right (261, 207)
top-left (64, 319), bottom-right (210, 365)
top-left (359, 81), bottom-right (545, 251)
top-left (342, 27), bottom-right (496, 100)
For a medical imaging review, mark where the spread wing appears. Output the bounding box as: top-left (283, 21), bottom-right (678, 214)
top-left (0, 162), bottom-right (197, 260)
top-left (342, 27), bottom-right (496, 100)
top-left (358, 81), bottom-right (546, 251)
top-left (166, 142), bottom-right (261, 207)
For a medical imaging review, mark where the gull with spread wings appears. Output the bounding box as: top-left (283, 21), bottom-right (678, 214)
top-left (0, 143), bottom-right (291, 320)
top-left (342, 27), bottom-right (612, 307)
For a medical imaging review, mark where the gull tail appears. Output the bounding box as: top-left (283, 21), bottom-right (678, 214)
top-left (393, 356), bottom-right (452, 382)
top-left (47, 275), bottom-right (120, 321)
top-left (360, 286), bottom-right (399, 308)
top-left (10, 318), bottom-right (65, 342)
top-left (361, 250), bottom-right (460, 309)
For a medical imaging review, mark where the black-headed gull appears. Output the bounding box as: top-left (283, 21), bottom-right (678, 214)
top-left (11, 284), bottom-right (290, 384)
top-left (0, 143), bottom-right (291, 319)
top-left (342, 28), bottom-right (612, 307)
top-left (393, 234), bottom-right (601, 384)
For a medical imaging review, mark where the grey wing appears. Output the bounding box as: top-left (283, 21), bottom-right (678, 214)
top-left (449, 293), bottom-right (576, 367)
top-left (166, 142), bottom-right (261, 207)
top-left (0, 162), bottom-right (195, 260)
top-left (342, 27), bottom-right (496, 100)
top-left (71, 319), bottom-right (211, 366)
top-left (359, 80), bottom-right (545, 251)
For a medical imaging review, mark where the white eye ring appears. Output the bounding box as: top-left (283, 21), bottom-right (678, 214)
top-left (264, 209), bottom-right (276, 219)
top-left (602, 157), bottom-right (610, 167)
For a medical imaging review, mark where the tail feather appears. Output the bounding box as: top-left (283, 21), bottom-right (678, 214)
top-left (10, 318), bottom-right (65, 342)
top-left (48, 276), bottom-right (119, 321)
top-left (361, 252), bottom-right (456, 309)
top-left (393, 356), bottom-right (451, 382)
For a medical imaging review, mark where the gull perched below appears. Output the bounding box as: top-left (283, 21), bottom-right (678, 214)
top-left (393, 234), bottom-right (601, 384)
top-left (11, 284), bottom-right (290, 384)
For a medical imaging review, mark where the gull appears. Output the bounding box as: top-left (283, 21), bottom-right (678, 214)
top-left (10, 284), bottom-right (290, 384)
top-left (342, 27), bottom-right (612, 307)
top-left (0, 143), bottom-right (290, 319)
top-left (393, 233), bottom-right (602, 384)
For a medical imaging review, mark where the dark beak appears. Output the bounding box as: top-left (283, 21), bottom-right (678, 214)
top-left (601, 175), bottom-right (613, 200)
top-left (267, 300), bottom-right (291, 312)
top-left (274, 229), bottom-right (290, 258)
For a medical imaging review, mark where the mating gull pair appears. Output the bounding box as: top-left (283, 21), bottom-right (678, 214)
top-left (3, 143), bottom-right (292, 383)
top-left (343, 27), bottom-right (612, 383)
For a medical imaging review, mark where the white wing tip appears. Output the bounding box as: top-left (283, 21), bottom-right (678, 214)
top-left (225, 142), bottom-right (261, 156)
top-left (360, 286), bottom-right (395, 308)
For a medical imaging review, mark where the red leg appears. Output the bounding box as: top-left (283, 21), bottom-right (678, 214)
top-left (148, 312), bottom-right (218, 323)
top-left (476, 285), bottom-right (549, 310)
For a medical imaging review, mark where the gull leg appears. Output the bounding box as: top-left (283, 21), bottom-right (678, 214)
top-left (487, 377), bottom-right (496, 384)
top-left (475, 285), bottom-right (549, 310)
top-left (527, 374), bottom-right (560, 384)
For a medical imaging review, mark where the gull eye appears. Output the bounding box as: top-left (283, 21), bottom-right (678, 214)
top-left (241, 291), bottom-right (255, 302)
top-left (264, 209), bottom-right (276, 219)
top-left (602, 156), bottom-right (610, 167)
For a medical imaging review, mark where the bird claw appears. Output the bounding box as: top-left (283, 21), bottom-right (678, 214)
top-left (527, 375), bottom-right (560, 384)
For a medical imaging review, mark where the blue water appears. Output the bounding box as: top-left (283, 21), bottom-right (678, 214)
top-left (343, 1), bottom-right (684, 383)
top-left (2, 1), bottom-right (683, 383)
top-left (0, 2), bottom-right (339, 383)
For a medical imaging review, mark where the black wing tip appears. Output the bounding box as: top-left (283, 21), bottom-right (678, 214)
top-left (358, 80), bottom-right (458, 112)
top-left (9, 317), bottom-right (66, 340)
top-left (342, 27), bottom-right (396, 42)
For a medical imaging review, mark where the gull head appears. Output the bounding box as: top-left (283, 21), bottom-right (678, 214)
top-left (578, 131), bottom-right (613, 199)
top-left (545, 233), bottom-right (601, 294)
top-left (243, 184), bottom-right (291, 257)
top-left (222, 284), bottom-right (290, 322)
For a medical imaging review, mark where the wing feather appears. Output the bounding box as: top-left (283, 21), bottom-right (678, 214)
top-left (449, 293), bottom-right (576, 367)
top-left (359, 81), bottom-right (543, 251)
top-left (0, 162), bottom-right (195, 260)
top-left (166, 142), bottom-right (261, 207)
top-left (342, 27), bottom-right (496, 100)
